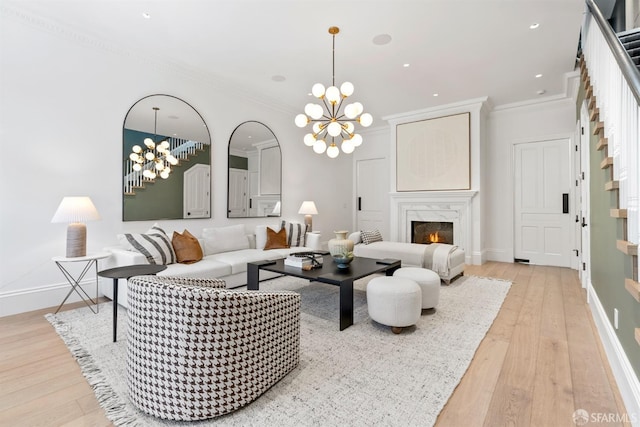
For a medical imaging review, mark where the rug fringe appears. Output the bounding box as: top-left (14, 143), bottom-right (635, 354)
top-left (45, 313), bottom-right (140, 426)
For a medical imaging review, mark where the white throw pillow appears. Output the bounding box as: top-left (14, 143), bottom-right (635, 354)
top-left (202, 224), bottom-right (250, 255)
top-left (117, 223), bottom-right (176, 265)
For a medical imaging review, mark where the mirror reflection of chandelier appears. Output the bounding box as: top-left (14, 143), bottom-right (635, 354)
top-left (295, 26), bottom-right (373, 158)
top-left (129, 107), bottom-right (178, 180)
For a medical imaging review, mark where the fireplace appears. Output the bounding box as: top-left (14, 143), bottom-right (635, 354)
top-left (411, 221), bottom-right (454, 245)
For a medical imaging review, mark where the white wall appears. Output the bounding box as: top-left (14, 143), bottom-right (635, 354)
top-left (0, 11), bottom-right (351, 316)
top-left (485, 97), bottom-right (578, 262)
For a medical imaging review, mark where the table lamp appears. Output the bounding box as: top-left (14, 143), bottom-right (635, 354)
top-left (298, 201), bottom-right (318, 232)
top-left (51, 196), bottom-right (101, 257)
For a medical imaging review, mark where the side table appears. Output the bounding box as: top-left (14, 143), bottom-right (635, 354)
top-left (53, 252), bottom-right (111, 315)
top-left (98, 264), bottom-right (167, 342)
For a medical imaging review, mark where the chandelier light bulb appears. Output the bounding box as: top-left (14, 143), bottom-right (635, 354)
top-left (129, 153), bottom-right (138, 161)
top-left (160, 140), bottom-right (170, 149)
top-left (132, 145), bottom-right (142, 153)
top-left (168, 155), bottom-right (178, 165)
top-left (351, 133), bottom-right (363, 147)
top-left (340, 82), bottom-right (354, 97)
top-left (160, 170), bottom-right (169, 179)
top-left (143, 169), bottom-right (152, 178)
top-left (326, 144), bottom-right (340, 158)
top-left (344, 121), bottom-right (354, 133)
top-left (304, 133), bottom-right (316, 146)
top-left (344, 103), bottom-right (357, 119)
top-left (295, 114), bottom-right (308, 128)
top-left (312, 83), bottom-right (326, 98)
top-left (145, 152), bottom-right (155, 160)
top-left (341, 140), bottom-right (355, 153)
top-left (144, 138), bottom-right (155, 149)
top-left (304, 103), bottom-right (316, 116)
top-left (133, 163), bottom-right (142, 171)
top-left (352, 102), bottom-right (364, 116)
top-left (327, 121), bottom-right (342, 137)
top-left (313, 139), bottom-right (327, 154)
top-left (155, 162), bottom-right (164, 171)
top-left (359, 113), bottom-right (373, 127)
top-left (325, 86), bottom-right (340, 104)
top-left (312, 122), bottom-right (323, 134)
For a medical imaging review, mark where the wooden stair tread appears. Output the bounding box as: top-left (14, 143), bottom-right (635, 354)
top-left (589, 107), bottom-right (599, 121)
top-left (596, 136), bottom-right (608, 151)
top-left (586, 85), bottom-right (593, 99)
top-left (611, 209), bottom-right (628, 218)
top-left (626, 278), bottom-right (640, 302)
top-left (636, 328), bottom-right (640, 347)
top-left (600, 157), bottom-right (613, 169)
top-left (592, 121), bottom-right (604, 135)
top-left (588, 95), bottom-right (597, 110)
top-left (605, 180), bottom-right (619, 191)
top-left (616, 240), bottom-right (638, 256)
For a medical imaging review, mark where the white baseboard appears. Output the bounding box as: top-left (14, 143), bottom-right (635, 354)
top-left (0, 279), bottom-right (104, 317)
top-left (587, 282), bottom-right (640, 426)
top-left (483, 248), bottom-right (513, 263)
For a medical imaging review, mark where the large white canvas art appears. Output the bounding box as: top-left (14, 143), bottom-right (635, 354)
top-left (396, 113), bottom-right (470, 191)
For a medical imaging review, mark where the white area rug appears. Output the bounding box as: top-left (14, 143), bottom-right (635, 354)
top-left (46, 274), bottom-right (511, 427)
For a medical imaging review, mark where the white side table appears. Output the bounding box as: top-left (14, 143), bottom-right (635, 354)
top-left (52, 252), bottom-right (110, 314)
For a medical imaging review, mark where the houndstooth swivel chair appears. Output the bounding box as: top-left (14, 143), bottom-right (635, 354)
top-left (126, 275), bottom-right (300, 421)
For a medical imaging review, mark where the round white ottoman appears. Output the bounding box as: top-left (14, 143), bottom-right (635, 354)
top-left (393, 267), bottom-right (440, 309)
top-left (366, 277), bottom-right (421, 334)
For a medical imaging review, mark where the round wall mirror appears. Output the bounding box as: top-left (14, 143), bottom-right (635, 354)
top-left (227, 121), bottom-right (281, 218)
top-left (123, 94), bottom-right (211, 221)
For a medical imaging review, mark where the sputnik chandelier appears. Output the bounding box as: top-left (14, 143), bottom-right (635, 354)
top-left (129, 107), bottom-right (178, 180)
top-left (295, 26), bottom-right (373, 158)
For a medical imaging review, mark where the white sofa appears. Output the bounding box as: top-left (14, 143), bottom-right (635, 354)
top-left (101, 223), bottom-right (321, 308)
top-left (348, 231), bottom-right (465, 284)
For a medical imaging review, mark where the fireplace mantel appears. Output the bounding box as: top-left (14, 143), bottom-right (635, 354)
top-left (390, 191), bottom-right (478, 264)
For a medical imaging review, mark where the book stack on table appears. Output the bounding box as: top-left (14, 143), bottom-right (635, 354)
top-left (284, 252), bottom-right (324, 270)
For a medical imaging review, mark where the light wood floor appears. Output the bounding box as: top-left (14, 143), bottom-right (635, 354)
top-left (0, 262), bottom-right (630, 426)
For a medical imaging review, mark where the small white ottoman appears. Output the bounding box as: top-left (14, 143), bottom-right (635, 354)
top-left (366, 277), bottom-right (421, 334)
top-left (393, 267), bottom-right (440, 309)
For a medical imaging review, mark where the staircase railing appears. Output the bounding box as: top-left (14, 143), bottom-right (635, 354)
top-left (583, 0), bottom-right (640, 259)
top-left (123, 137), bottom-right (207, 195)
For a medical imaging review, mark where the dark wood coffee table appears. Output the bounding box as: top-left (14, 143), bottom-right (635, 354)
top-left (98, 264), bottom-right (166, 342)
top-left (247, 255), bottom-right (401, 331)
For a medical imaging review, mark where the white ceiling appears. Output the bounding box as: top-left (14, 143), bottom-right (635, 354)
top-left (5, 0), bottom-right (585, 122)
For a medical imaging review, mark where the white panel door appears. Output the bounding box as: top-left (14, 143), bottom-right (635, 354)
top-left (183, 164), bottom-right (210, 218)
top-left (514, 139), bottom-right (572, 266)
top-left (356, 158), bottom-right (385, 232)
top-left (580, 103), bottom-right (591, 286)
top-left (228, 168), bottom-right (248, 217)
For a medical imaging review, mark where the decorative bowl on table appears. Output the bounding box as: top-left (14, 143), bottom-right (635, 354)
top-left (332, 253), bottom-right (354, 269)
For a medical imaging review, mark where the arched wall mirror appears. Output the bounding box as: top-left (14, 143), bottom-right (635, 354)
top-left (123, 94), bottom-right (211, 221)
top-left (227, 121), bottom-right (281, 218)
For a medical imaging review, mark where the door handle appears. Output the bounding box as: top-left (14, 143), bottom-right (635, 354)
top-left (582, 217), bottom-right (588, 227)
top-left (562, 193), bottom-right (569, 214)
top-left (358, 197), bottom-right (362, 211)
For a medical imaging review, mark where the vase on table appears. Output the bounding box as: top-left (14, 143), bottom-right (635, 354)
top-left (328, 230), bottom-right (354, 258)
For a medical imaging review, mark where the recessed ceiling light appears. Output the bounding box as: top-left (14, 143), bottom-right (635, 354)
top-left (433, 93), bottom-right (439, 97)
top-left (272, 75), bottom-right (286, 82)
top-left (168, 115), bottom-right (179, 120)
top-left (529, 23), bottom-right (540, 29)
top-left (537, 89), bottom-right (546, 95)
top-left (142, 12), bottom-right (151, 19)
top-left (372, 34), bottom-right (392, 45)
top-left (403, 63), bottom-right (410, 68)
top-left (535, 73), bottom-right (543, 78)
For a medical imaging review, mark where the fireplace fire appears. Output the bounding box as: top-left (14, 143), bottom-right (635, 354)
top-left (411, 221), bottom-right (453, 245)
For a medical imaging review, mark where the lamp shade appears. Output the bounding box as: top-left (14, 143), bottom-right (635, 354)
top-left (51, 197), bottom-right (101, 223)
top-left (298, 201), bottom-right (318, 215)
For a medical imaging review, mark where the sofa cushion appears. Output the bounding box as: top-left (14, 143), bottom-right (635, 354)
top-left (157, 258), bottom-right (232, 278)
top-left (360, 229), bottom-right (383, 245)
top-left (117, 224), bottom-right (176, 265)
top-left (208, 249), bottom-right (276, 274)
top-left (202, 224), bottom-right (250, 255)
top-left (264, 227), bottom-right (289, 250)
top-left (172, 229), bottom-right (203, 264)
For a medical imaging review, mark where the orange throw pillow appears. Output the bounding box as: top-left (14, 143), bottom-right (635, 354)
top-left (172, 229), bottom-right (203, 264)
top-left (264, 227), bottom-right (289, 250)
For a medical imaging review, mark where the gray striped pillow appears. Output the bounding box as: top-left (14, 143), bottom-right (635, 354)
top-left (280, 220), bottom-right (309, 247)
top-left (118, 224), bottom-right (176, 265)
top-left (360, 229), bottom-right (383, 245)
